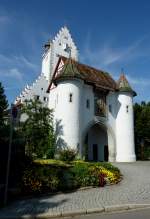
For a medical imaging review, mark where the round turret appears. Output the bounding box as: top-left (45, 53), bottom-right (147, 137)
top-left (54, 59), bottom-right (83, 152)
top-left (116, 74), bottom-right (136, 162)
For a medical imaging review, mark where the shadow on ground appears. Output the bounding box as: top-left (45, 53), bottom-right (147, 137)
top-left (0, 194), bottom-right (68, 217)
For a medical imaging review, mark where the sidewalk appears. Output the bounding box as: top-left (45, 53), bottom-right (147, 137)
top-left (0, 162), bottom-right (150, 218)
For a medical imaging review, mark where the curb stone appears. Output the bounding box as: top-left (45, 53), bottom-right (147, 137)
top-left (1, 204), bottom-right (150, 219)
top-left (61, 209), bottom-right (86, 217)
top-left (104, 204), bottom-right (129, 212)
top-left (86, 207), bottom-right (104, 214)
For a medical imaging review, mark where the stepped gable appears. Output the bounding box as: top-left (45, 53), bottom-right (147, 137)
top-left (50, 56), bottom-right (117, 91)
top-left (14, 73), bottom-right (48, 105)
top-left (117, 73), bottom-right (136, 96)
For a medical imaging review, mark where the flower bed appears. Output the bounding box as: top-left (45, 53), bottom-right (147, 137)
top-left (22, 160), bottom-right (121, 195)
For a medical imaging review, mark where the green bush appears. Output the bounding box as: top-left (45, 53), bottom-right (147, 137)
top-left (59, 148), bottom-right (77, 162)
top-left (22, 164), bottom-right (63, 194)
top-left (71, 162), bottom-right (99, 187)
top-left (22, 160), bottom-right (121, 195)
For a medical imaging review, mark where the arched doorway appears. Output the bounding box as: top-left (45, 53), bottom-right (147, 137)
top-left (84, 123), bottom-right (108, 161)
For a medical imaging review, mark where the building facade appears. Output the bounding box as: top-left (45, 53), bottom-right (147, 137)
top-left (15, 26), bottom-right (136, 162)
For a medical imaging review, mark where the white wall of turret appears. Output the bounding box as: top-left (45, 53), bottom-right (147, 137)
top-left (115, 92), bottom-right (136, 162)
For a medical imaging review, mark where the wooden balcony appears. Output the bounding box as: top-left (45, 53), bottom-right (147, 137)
top-left (94, 95), bottom-right (106, 117)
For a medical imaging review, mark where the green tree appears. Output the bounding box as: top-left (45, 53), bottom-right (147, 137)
top-left (134, 102), bottom-right (150, 159)
top-left (0, 82), bottom-right (8, 133)
top-left (21, 99), bottom-right (56, 159)
top-left (0, 82), bottom-right (9, 186)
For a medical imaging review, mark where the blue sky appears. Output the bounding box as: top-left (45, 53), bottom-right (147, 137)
top-left (0, 0), bottom-right (150, 104)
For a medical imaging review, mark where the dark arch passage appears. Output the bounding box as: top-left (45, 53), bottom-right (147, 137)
top-left (84, 123), bottom-right (108, 161)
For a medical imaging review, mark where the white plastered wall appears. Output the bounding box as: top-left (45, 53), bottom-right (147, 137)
top-left (106, 92), bottom-right (117, 162)
top-left (116, 92), bottom-right (136, 162)
top-left (51, 79), bottom-right (83, 151)
top-left (41, 27), bottom-right (78, 82)
top-left (15, 74), bottom-right (49, 106)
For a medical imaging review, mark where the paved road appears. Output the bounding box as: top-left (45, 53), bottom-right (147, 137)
top-left (0, 162), bottom-right (150, 218)
top-left (62, 208), bottom-right (150, 219)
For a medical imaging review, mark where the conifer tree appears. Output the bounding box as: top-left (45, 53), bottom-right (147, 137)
top-left (0, 82), bottom-right (8, 132)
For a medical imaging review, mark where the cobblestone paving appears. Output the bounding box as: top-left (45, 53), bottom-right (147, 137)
top-left (0, 161), bottom-right (150, 217)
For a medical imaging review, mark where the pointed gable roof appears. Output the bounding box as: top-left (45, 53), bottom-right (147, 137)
top-left (48, 56), bottom-right (117, 91)
top-left (117, 74), bottom-right (136, 96)
top-left (55, 57), bottom-right (84, 79)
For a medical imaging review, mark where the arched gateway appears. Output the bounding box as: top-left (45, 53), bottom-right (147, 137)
top-left (82, 119), bottom-right (116, 162)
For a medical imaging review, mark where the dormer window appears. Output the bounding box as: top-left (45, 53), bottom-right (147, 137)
top-left (69, 93), bottom-right (73, 102)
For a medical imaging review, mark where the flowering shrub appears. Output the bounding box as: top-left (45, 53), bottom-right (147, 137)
top-left (59, 148), bottom-right (77, 162)
top-left (99, 167), bottom-right (120, 184)
top-left (23, 169), bottom-right (42, 193)
top-left (22, 161), bottom-right (121, 195)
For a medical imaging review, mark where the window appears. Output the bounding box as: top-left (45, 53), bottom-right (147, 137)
top-left (69, 93), bottom-right (73, 102)
top-left (41, 88), bottom-right (43, 90)
top-left (64, 36), bottom-right (68, 40)
top-left (86, 99), bottom-right (90, 109)
top-left (43, 96), bottom-right (48, 102)
top-left (126, 105), bottom-right (129, 113)
top-left (34, 95), bottom-right (40, 100)
top-left (109, 104), bottom-right (112, 113)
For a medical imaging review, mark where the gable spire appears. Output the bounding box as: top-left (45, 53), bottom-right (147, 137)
top-left (117, 71), bottom-right (136, 96)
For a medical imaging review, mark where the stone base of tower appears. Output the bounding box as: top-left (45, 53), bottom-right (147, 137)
top-left (116, 154), bottom-right (136, 162)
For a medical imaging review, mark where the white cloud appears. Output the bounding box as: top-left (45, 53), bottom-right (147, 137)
top-left (0, 68), bottom-right (23, 83)
top-left (0, 53), bottom-right (38, 73)
top-left (9, 68), bottom-right (23, 81)
top-left (126, 75), bottom-right (150, 86)
top-left (0, 53), bottom-right (39, 91)
top-left (14, 55), bottom-right (38, 71)
top-left (81, 34), bottom-right (148, 69)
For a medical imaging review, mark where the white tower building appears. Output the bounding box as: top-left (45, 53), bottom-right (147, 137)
top-left (15, 26), bottom-right (137, 162)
